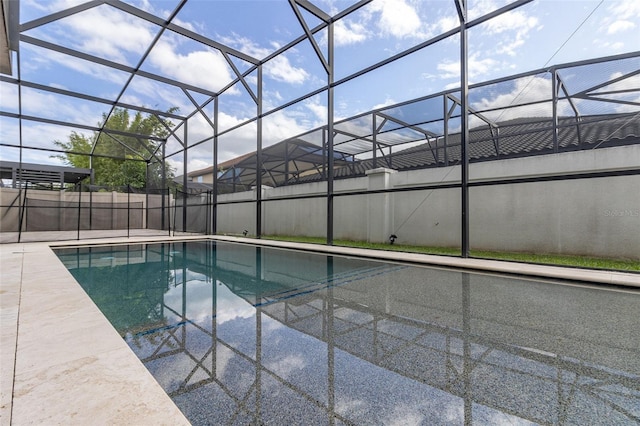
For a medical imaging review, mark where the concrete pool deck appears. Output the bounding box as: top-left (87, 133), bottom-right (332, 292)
top-left (1, 235), bottom-right (639, 425)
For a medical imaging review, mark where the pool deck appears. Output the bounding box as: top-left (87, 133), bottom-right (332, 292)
top-left (1, 235), bottom-right (639, 425)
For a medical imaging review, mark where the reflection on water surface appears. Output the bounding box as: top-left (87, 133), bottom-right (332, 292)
top-left (55, 241), bottom-right (640, 425)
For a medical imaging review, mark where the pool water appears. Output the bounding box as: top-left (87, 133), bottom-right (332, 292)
top-left (55, 240), bottom-right (640, 425)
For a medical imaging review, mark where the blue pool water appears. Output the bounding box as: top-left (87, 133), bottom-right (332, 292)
top-left (55, 240), bottom-right (640, 425)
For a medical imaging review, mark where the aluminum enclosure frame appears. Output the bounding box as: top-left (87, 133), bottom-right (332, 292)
top-left (1, 0), bottom-right (638, 255)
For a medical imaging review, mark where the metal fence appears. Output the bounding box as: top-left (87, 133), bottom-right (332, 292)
top-left (0, 184), bottom-right (173, 243)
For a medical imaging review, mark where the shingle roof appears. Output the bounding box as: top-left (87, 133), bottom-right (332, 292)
top-left (295, 113), bottom-right (639, 183)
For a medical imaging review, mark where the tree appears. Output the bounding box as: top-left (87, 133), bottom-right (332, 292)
top-left (53, 108), bottom-right (177, 189)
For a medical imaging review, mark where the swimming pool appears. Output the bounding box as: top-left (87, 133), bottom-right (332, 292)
top-left (55, 240), bottom-right (640, 425)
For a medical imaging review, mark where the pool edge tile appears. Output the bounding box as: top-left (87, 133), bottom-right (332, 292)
top-left (4, 242), bottom-right (190, 426)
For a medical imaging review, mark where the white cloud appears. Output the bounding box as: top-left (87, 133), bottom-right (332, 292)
top-left (335, 397), bottom-right (368, 417)
top-left (264, 354), bottom-right (307, 379)
top-left (593, 39), bottom-right (625, 52)
top-left (597, 72), bottom-right (640, 113)
top-left (333, 18), bottom-right (370, 46)
top-left (120, 77), bottom-right (192, 114)
top-left (372, 97), bottom-right (397, 110)
top-left (62, 5), bottom-right (155, 63)
top-left (476, 75), bottom-right (552, 108)
top-left (433, 0), bottom-right (516, 34)
top-left (262, 110), bottom-right (309, 144)
top-left (149, 39), bottom-right (235, 92)
top-left (22, 44), bottom-right (129, 91)
top-left (172, 17), bottom-right (197, 33)
top-left (305, 96), bottom-right (328, 123)
top-left (0, 84), bottom-right (19, 112)
top-left (27, 121), bottom-right (94, 154)
top-left (219, 35), bottom-right (309, 85)
top-left (485, 10), bottom-right (533, 34)
top-left (432, 3), bottom-right (541, 64)
top-left (433, 14), bottom-right (460, 34)
top-left (29, 2), bottom-right (238, 98)
top-left (216, 283), bottom-right (256, 324)
top-left (608, 0), bottom-right (640, 19)
top-left (170, 108), bottom-right (301, 170)
top-left (185, 114), bottom-right (215, 144)
top-left (469, 75), bottom-right (563, 125)
top-left (24, 0), bottom-right (86, 13)
top-left (600, 0), bottom-right (640, 42)
top-left (220, 34), bottom-right (274, 59)
top-left (467, 0), bottom-right (499, 20)
top-left (470, 55), bottom-right (500, 78)
top-left (444, 402), bottom-right (464, 422)
top-left (369, 0), bottom-right (423, 38)
top-left (331, 0), bottom-right (434, 43)
top-left (437, 53), bottom-right (499, 80)
top-left (22, 0), bottom-right (53, 13)
top-left (186, 158), bottom-right (210, 173)
top-left (0, 131), bottom-right (75, 165)
top-left (383, 403), bottom-right (425, 426)
top-left (607, 20), bottom-right (635, 34)
top-left (19, 87), bottom-right (105, 128)
top-left (436, 61), bottom-right (459, 79)
top-left (443, 81), bottom-right (460, 91)
top-left (601, 71), bottom-right (640, 93)
top-left (483, 10), bottom-right (540, 56)
top-left (264, 55), bottom-right (310, 85)
top-left (614, 96), bottom-right (640, 113)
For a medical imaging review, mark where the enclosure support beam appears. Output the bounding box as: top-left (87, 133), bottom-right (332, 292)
top-left (284, 141), bottom-right (290, 185)
top-left (89, 163), bottom-right (94, 230)
top-left (256, 66), bottom-right (263, 238)
top-left (326, 21), bottom-right (335, 246)
top-left (77, 184), bottom-right (82, 241)
top-left (458, 0), bottom-right (470, 258)
top-left (212, 97), bottom-right (219, 235)
top-left (145, 163), bottom-right (149, 229)
top-left (552, 69), bottom-right (559, 153)
top-left (182, 122), bottom-right (188, 233)
top-left (161, 141), bottom-right (166, 231)
top-left (372, 114), bottom-right (377, 169)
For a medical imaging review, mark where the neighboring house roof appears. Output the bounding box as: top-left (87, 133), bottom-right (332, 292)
top-left (215, 138), bottom-right (353, 186)
top-left (296, 113), bottom-right (639, 183)
top-left (187, 152), bottom-right (255, 178)
top-left (179, 112), bottom-right (638, 192)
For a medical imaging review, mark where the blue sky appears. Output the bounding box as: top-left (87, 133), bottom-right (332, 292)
top-left (1, 0), bottom-right (639, 173)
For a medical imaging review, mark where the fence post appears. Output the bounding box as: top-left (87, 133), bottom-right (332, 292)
top-left (89, 183), bottom-right (93, 230)
top-left (172, 188), bottom-right (178, 237)
top-left (127, 184), bottom-right (131, 238)
top-left (17, 186), bottom-right (27, 243)
top-left (167, 187), bottom-right (171, 236)
top-left (77, 183), bottom-right (82, 240)
top-left (112, 190), bottom-right (117, 230)
top-left (205, 191), bottom-right (210, 235)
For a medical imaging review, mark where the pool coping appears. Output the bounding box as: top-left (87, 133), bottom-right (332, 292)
top-left (209, 236), bottom-right (640, 288)
top-left (2, 235), bottom-right (639, 425)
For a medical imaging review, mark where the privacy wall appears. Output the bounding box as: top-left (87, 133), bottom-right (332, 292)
top-left (217, 145), bottom-right (640, 260)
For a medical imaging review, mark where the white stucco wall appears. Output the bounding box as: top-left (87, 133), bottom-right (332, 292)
top-left (215, 145), bottom-right (639, 260)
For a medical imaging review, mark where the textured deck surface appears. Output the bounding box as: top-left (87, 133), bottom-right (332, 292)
top-left (1, 235), bottom-right (638, 425)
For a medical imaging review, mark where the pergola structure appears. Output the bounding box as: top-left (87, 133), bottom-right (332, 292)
top-left (1, 0), bottom-right (639, 253)
top-left (0, 160), bottom-right (92, 188)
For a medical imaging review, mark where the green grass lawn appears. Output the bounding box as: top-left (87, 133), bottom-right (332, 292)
top-left (262, 235), bottom-right (640, 272)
